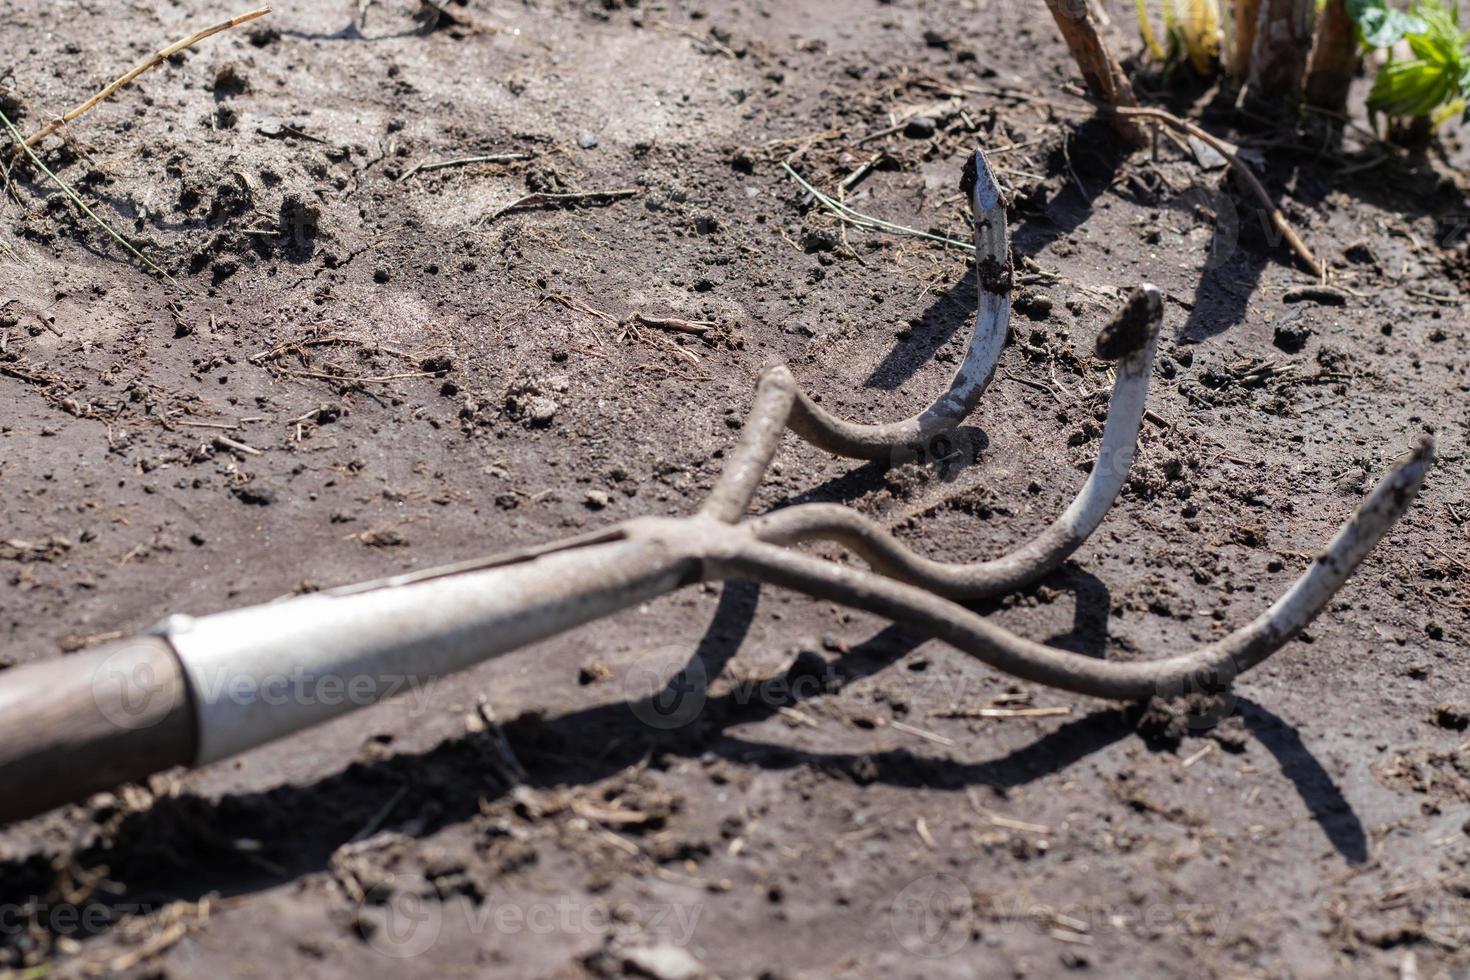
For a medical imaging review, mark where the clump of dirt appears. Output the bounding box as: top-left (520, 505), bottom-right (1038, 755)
top-left (1373, 745), bottom-right (1470, 809)
top-left (1132, 694), bottom-right (1233, 750)
top-left (1094, 285), bottom-right (1160, 360)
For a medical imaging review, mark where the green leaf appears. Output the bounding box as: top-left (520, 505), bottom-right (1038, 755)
top-left (1355, 3), bottom-right (1429, 48)
top-left (1408, 3), bottom-right (1466, 60)
top-left (1367, 57), bottom-right (1457, 116)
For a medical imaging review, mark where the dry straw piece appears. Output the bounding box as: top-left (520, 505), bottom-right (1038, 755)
top-left (17, 6), bottom-right (271, 149)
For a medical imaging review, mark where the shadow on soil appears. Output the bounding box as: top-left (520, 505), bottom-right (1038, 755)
top-left (0, 577), bottom-right (1366, 954)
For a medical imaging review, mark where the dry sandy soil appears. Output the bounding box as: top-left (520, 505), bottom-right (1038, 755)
top-left (1, 0), bottom-right (1468, 976)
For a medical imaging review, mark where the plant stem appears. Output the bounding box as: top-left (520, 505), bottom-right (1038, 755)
top-left (1305, 0), bottom-right (1358, 114)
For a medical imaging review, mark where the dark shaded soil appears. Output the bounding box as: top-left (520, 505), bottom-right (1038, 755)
top-left (1, 1), bottom-right (1468, 977)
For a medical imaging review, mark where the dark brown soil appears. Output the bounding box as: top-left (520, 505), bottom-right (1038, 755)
top-left (2, 1), bottom-right (1468, 977)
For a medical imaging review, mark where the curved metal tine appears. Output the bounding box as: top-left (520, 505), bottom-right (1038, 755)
top-left (748, 285), bottom-right (1165, 599)
top-left (720, 439), bottom-right (1434, 700)
top-left (786, 147), bottom-right (1013, 460)
top-left (701, 365), bottom-right (798, 523)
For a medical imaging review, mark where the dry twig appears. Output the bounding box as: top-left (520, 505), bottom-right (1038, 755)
top-left (1072, 91), bottom-right (1325, 280)
top-left (18, 7), bottom-right (272, 150)
top-left (397, 152), bottom-right (532, 183)
top-left (1040, 0), bottom-right (1145, 145)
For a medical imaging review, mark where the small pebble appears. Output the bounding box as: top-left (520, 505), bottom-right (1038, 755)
top-left (527, 396), bottom-right (558, 426)
top-left (1014, 292), bottom-right (1054, 320)
top-left (1435, 702), bottom-right (1469, 731)
top-left (903, 116), bottom-right (937, 139)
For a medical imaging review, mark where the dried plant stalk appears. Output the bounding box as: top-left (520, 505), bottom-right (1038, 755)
top-left (1041, 0), bottom-right (1148, 146)
top-left (1232, 0), bottom-right (1262, 76)
top-left (1247, 0), bottom-right (1315, 103)
top-left (1304, 0), bottom-right (1358, 114)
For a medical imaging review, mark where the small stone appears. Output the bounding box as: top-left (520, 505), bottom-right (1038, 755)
top-left (622, 944), bottom-right (705, 980)
top-left (1435, 702), bottom-right (1469, 731)
top-left (1272, 320), bottom-right (1311, 354)
top-left (578, 661), bottom-right (611, 685)
top-left (801, 227), bottom-right (840, 253)
top-left (527, 396), bottom-right (558, 426)
top-left (576, 129), bottom-right (599, 149)
top-left (231, 483), bottom-right (276, 506)
top-left (1014, 291), bottom-right (1054, 320)
top-left (1283, 287), bottom-right (1347, 306)
top-left (903, 116), bottom-right (937, 139)
top-left (212, 63), bottom-right (250, 96)
top-left (1206, 715), bottom-right (1249, 753)
top-left (1059, 949), bottom-right (1091, 970)
top-left (585, 489), bottom-right (610, 510)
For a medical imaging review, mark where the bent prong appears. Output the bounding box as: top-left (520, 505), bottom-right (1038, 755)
top-left (750, 285), bottom-right (1165, 599)
top-left (786, 148), bottom-right (1012, 460)
top-left (701, 364), bottom-right (797, 522)
top-left (716, 439), bottom-right (1434, 701)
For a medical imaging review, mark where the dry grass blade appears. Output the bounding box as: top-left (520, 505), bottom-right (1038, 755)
top-left (0, 108), bottom-right (176, 284)
top-left (397, 152), bottom-right (532, 183)
top-left (18, 6), bottom-right (272, 149)
top-left (780, 162), bottom-right (972, 251)
top-left (632, 312), bottom-right (716, 336)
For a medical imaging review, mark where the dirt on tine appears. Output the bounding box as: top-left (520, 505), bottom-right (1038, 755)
top-left (0, 1), bottom-right (1467, 979)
